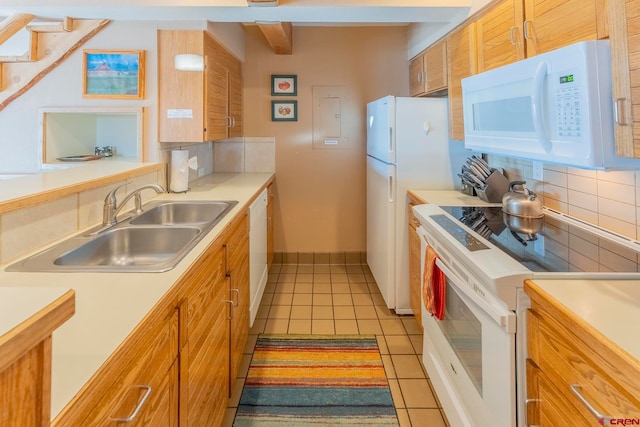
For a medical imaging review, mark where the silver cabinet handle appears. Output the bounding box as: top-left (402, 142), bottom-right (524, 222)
top-left (523, 20), bottom-right (533, 40)
top-left (510, 26), bottom-right (517, 45)
top-left (223, 299), bottom-right (234, 319)
top-left (230, 288), bottom-right (239, 307)
top-left (570, 384), bottom-right (613, 424)
top-left (614, 98), bottom-right (628, 125)
top-left (110, 385), bottom-right (151, 423)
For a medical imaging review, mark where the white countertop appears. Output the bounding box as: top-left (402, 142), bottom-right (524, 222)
top-left (0, 287), bottom-right (73, 337)
top-left (530, 279), bottom-right (640, 362)
top-left (0, 172), bottom-right (273, 419)
top-left (0, 159), bottom-right (160, 205)
top-left (408, 189), bottom-right (498, 207)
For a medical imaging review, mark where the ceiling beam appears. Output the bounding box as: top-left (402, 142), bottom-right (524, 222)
top-left (257, 21), bottom-right (292, 55)
top-left (0, 13), bottom-right (35, 45)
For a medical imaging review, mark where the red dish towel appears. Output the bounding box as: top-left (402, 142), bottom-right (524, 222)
top-left (423, 245), bottom-right (446, 320)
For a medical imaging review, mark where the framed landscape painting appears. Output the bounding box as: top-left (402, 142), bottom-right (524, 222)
top-left (83, 50), bottom-right (145, 99)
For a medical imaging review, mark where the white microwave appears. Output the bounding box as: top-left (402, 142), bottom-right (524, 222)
top-left (462, 40), bottom-right (640, 170)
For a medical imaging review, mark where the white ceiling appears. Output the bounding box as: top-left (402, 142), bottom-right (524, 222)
top-left (0, 0), bottom-right (471, 25)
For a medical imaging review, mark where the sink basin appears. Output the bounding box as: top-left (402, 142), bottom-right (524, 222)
top-left (54, 227), bottom-right (201, 268)
top-left (6, 200), bottom-right (239, 273)
top-left (129, 201), bottom-right (238, 226)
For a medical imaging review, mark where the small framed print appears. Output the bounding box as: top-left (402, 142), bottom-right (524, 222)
top-left (272, 100), bottom-right (297, 122)
top-left (83, 49), bottom-right (145, 99)
top-left (271, 74), bottom-right (297, 96)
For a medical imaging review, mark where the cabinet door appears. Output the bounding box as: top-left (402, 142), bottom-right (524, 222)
top-left (608, 0), bottom-right (639, 158)
top-left (158, 30), bottom-right (206, 143)
top-left (184, 243), bottom-right (229, 427)
top-left (228, 67), bottom-right (243, 138)
top-left (54, 307), bottom-right (179, 427)
top-left (476, 0), bottom-right (525, 72)
top-left (408, 204), bottom-right (422, 329)
top-left (424, 39), bottom-right (448, 93)
top-left (523, 0), bottom-right (607, 57)
top-left (409, 53), bottom-right (427, 96)
top-left (267, 182), bottom-right (275, 267)
top-left (205, 57), bottom-right (230, 141)
top-left (447, 22), bottom-right (477, 141)
top-left (226, 213), bottom-right (250, 388)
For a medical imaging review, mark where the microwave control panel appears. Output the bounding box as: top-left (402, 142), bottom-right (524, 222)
top-left (555, 73), bottom-right (582, 138)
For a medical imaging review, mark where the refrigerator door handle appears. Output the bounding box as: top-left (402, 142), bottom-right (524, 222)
top-left (388, 127), bottom-right (393, 154)
top-left (388, 174), bottom-right (394, 203)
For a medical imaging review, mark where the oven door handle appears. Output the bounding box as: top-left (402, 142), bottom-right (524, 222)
top-left (435, 258), bottom-right (516, 333)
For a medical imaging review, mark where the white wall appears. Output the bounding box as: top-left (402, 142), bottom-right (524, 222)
top-left (0, 19), bottom-right (245, 173)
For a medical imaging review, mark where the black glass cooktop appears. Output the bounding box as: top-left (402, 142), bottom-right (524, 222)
top-left (438, 205), bottom-right (640, 273)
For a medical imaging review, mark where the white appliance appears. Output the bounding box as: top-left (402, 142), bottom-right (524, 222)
top-left (249, 188), bottom-right (268, 327)
top-left (462, 40), bottom-right (640, 170)
top-left (413, 203), bottom-right (640, 426)
top-left (366, 96), bottom-right (468, 313)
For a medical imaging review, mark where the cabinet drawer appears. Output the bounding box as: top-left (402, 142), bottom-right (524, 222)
top-left (54, 308), bottom-right (179, 427)
top-left (528, 308), bottom-right (640, 421)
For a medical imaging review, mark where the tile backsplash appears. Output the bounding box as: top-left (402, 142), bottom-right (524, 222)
top-left (214, 137), bottom-right (275, 173)
top-left (0, 171), bottom-right (165, 265)
top-left (488, 155), bottom-right (640, 240)
top-left (165, 137), bottom-right (276, 186)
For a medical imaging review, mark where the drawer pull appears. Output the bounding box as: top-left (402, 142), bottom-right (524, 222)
top-left (570, 384), bottom-right (612, 424)
top-left (110, 385), bottom-right (152, 423)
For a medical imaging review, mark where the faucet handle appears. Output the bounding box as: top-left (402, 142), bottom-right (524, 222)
top-left (104, 181), bottom-right (132, 205)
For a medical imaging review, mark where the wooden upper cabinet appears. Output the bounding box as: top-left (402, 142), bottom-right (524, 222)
top-left (524, 0), bottom-right (608, 57)
top-left (425, 39), bottom-right (448, 93)
top-left (158, 30), bottom-right (243, 143)
top-left (476, 0), bottom-right (607, 73)
top-left (205, 57), bottom-right (230, 142)
top-left (608, 0), bottom-right (640, 158)
top-left (447, 22), bottom-right (477, 141)
top-left (158, 30), bottom-right (206, 143)
top-left (410, 39), bottom-right (448, 96)
top-left (409, 52), bottom-right (427, 96)
top-left (476, 0), bottom-right (525, 73)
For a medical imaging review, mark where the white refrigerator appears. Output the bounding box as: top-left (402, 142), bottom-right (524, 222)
top-left (366, 96), bottom-right (468, 313)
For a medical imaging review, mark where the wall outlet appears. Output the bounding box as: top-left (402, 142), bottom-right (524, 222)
top-left (198, 167), bottom-right (206, 177)
top-left (532, 161), bottom-right (544, 180)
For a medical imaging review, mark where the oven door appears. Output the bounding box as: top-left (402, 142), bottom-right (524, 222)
top-left (419, 226), bottom-right (517, 427)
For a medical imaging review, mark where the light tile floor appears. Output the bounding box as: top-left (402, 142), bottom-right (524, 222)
top-left (223, 263), bottom-right (450, 427)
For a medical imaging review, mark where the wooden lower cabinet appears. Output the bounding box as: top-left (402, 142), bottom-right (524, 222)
top-left (407, 194), bottom-right (424, 330)
top-left (182, 239), bottom-right (229, 427)
top-left (53, 208), bottom-right (253, 427)
top-left (0, 290), bottom-right (75, 427)
top-left (525, 281), bottom-right (640, 426)
top-left (225, 212), bottom-right (250, 388)
top-left (53, 305), bottom-right (179, 426)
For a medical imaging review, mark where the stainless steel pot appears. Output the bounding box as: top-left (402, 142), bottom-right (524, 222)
top-left (501, 181), bottom-right (543, 218)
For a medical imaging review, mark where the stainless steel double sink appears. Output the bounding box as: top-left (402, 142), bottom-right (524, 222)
top-left (6, 200), bottom-right (238, 273)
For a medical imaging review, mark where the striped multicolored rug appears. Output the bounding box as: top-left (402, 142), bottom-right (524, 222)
top-left (233, 334), bottom-right (400, 426)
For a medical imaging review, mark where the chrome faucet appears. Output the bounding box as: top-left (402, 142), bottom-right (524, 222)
top-left (102, 183), bottom-right (165, 226)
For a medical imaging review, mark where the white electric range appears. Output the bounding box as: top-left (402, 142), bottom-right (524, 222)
top-left (412, 203), bottom-right (640, 427)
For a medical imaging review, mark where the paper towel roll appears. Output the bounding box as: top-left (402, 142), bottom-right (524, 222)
top-left (170, 150), bottom-right (198, 192)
